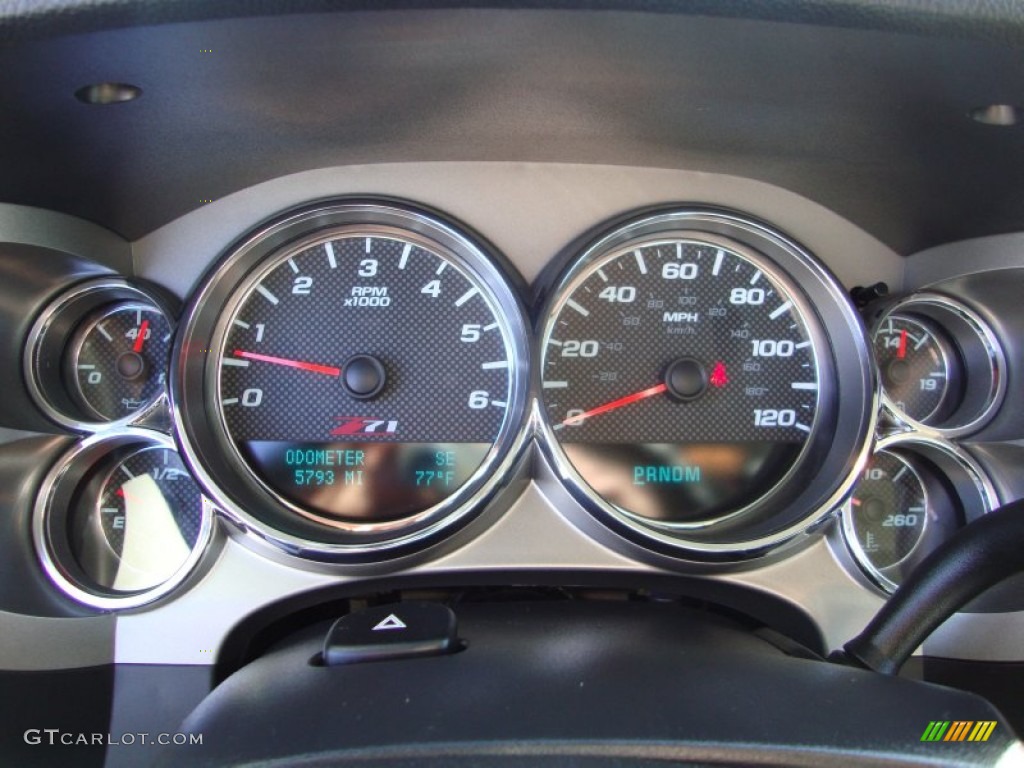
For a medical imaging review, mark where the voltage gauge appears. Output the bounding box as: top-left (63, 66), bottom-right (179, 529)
top-left (871, 296), bottom-right (1005, 436)
top-left (872, 314), bottom-right (960, 426)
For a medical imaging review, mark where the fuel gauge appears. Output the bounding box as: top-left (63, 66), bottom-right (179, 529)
top-left (845, 451), bottom-right (928, 579)
top-left (77, 444), bottom-right (204, 594)
top-left (33, 432), bottom-right (213, 609)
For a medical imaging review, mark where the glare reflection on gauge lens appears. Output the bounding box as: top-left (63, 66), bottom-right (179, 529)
top-left (69, 447), bottom-right (204, 593)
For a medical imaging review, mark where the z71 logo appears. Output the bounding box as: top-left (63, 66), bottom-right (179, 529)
top-left (330, 417), bottom-right (398, 436)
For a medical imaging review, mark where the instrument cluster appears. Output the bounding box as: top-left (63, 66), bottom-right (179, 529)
top-left (6, 196), bottom-right (1022, 611)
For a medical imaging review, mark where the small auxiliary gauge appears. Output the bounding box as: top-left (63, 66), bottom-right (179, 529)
top-left (845, 451), bottom-right (929, 578)
top-left (840, 435), bottom-right (998, 593)
top-left (33, 431), bottom-right (213, 609)
top-left (871, 295), bottom-right (1004, 437)
top-left (873, 315), bottom-right (960, 425)
top-left (25, 278), bottom-right (177, 431)
top-left (68, 301), bottom-right (173, 421)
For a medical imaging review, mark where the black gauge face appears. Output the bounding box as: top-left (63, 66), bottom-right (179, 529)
top-left (873, 314), bottom-right (958, 424)
top-left (70, 446), bottom-right (204, 594)
top-left (214, 229), bottom-right (517, 526)
top-left (540, 235), bottom-right (820, 526)
top-left (846, 451), bottom-right (928, 577)
top-left (68, 302), bottom-right (172, 421)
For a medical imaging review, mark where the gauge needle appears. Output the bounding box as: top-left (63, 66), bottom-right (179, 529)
top-left (232, 349), bottom-right (341, 377)
top-left (897, 329), bottom-right (907, 360)
top-left (133, 320), bottom-right (150, 353)
top-left (560, 383), bottom-right (668, 426)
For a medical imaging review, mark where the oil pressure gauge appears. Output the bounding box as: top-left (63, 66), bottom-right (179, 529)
top-left (67, 301), bottom-right (173, 422)
top-left (25, 278), bottom-right (177, 431)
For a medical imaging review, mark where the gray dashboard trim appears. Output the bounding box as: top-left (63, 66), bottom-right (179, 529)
top-left (133, 162), bottom-right (903, 295)
top-left (0, 611), bottom-right (114, 671)
top-left (0, 203), bottom-right (130, 273)
top-left (907, 232), bottom-right (1024, 289)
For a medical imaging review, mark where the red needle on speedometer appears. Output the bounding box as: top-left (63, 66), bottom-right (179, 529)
top-left (132, 320), bottom-right (150, 353)
top-left (897, 329), bottom-right (908, 359)
top-left (232, 349), bottom-right (341, 377)
top-left (560, 383), bottom-right (668, 425)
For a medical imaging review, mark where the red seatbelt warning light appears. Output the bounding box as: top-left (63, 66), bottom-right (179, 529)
top-left (709, 361), bottom-right (729, 388)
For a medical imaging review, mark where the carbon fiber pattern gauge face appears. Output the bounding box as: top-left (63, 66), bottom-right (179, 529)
top-left (541, 236), bottom-right (818, 525)
top-left (218, 232), bottom-right (512, 523)
top-left (68, 302), bottom-right (172, 421)
top-left (872, 314), bottom-right (958, 425)
top-left (172, 201), bottom-right (530, 555)
top-left (75, 446), bottom-right (204, 592)
top-left (536, 209), bottom-right (874, 560)
top-left (33, 433), bottom-right (213, 609)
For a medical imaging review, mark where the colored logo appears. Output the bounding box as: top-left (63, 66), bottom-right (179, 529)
top-left (921, 721), bottom-right (997, 742)
top-left (329, 417), bottom-right (398, 436)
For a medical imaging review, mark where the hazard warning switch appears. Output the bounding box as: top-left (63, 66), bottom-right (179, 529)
top-left (322, 602), bottom-right (460, 666)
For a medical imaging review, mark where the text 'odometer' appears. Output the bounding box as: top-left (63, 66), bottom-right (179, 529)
top-left (218, 232), bottom-right (515, 525)
top-left (171, 202), bottom-right (529, 555)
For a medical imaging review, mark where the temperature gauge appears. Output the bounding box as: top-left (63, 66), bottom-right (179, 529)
top-left (845, 451), bottom-right (929, 584)
top-left (68, 301), bottom-right (173, 422)
top-left (840, 436), bottom-right (997, 593)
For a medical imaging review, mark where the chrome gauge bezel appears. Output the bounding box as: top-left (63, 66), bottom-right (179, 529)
top-left (838, 433), bottom-right (999, 594)
top-left (32, 429), bottom-right (215, 611)
top-left (871, 293), bottom-right (1006, 438)
top-left (24, 277), bottom-right (177, 433)
top-left (170, 199), bottom-right (532, 561)
top-left (534, 208), bottom-right (877, 561)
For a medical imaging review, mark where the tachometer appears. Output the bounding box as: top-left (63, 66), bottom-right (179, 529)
top-left (537, 209), bottom-right (874, 559)
top-left (172, 201), bottom-right (530, 559)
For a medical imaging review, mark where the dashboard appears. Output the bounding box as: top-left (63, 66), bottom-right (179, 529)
top-left (2, 2), bottom-right (1024, 767)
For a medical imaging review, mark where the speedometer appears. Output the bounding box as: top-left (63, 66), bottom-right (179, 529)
top-left (172, 201), bottom-right (530, 559)
top-left (537, 209), bottom-right (874, 559)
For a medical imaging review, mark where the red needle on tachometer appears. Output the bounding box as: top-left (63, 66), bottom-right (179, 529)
top-left (560, 383), bottom-right (668, 425)
top-left (233, 349), bottom-right (341, 377)
top-left (897, 329), bottom-right (907, 360)
top-left (132, 319), bottom-right (150, 353)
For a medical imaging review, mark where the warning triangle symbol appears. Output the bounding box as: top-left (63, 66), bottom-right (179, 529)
top-left (372, 614), bottom-right (407, 631)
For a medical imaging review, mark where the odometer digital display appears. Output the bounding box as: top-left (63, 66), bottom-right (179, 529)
top-left (173, 202), bottom-right (530, 555)
top-left (541, 235), bottom-right (820, 526)
top-left (217, 232), bottom-right (511, 525)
